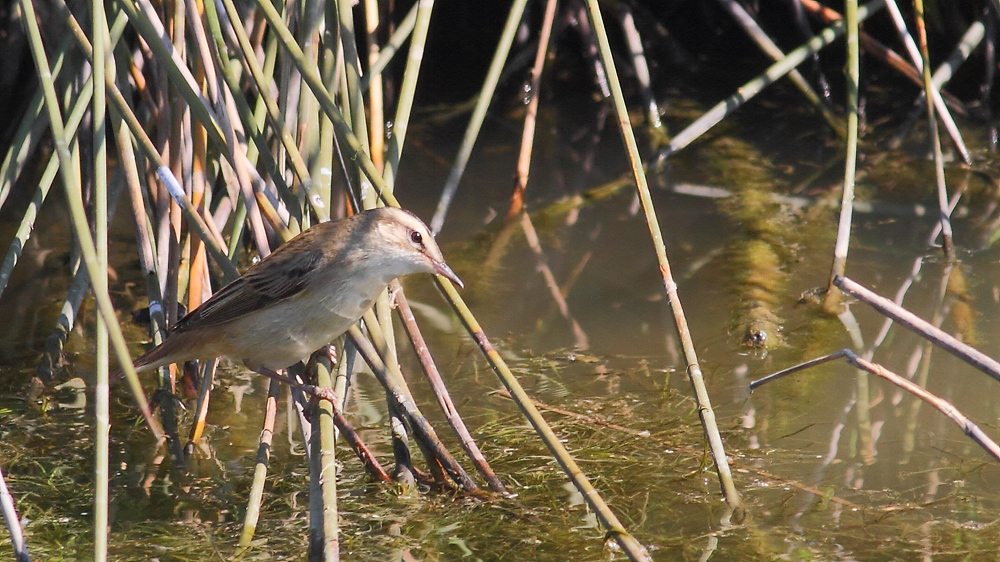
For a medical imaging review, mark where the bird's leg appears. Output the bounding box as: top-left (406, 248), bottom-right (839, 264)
top-left (248, 361), bottom-right (391, 482)
top-left (246, 363), bottom-right (338, 404)
top-left (301, 344), bottom-right (339, 387)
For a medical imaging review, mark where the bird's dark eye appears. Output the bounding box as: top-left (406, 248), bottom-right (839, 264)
top-left (409, 230), bottom-right (423, 245)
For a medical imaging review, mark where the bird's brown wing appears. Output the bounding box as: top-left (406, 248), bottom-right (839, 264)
top-left (171, 244), bottom-right (327, 333)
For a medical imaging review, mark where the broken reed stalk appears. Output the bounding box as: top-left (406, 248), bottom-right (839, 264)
top-left (913, 0), bottom-right (955, 260)
top-left (584, 0), bottom-right (741, 516)
top-left (821, 0), bottom-right (860, 312)
top-left (748, 349), bottom-right (1000, 462)
top-left (392, 281), bottom-right (508, 493)
top-left (506, 0), bottom-right (557, 219)
top-left (833, 276), bottom-right (1000, 382)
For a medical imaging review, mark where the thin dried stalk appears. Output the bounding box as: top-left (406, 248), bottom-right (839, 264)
top-left (913, 0), bottom-right (955, 260)
top-left (392, 282), bottom-right (507, 493)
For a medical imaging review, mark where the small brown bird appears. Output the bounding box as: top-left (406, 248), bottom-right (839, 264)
top-left (129, 207), bottom-right (461, 374)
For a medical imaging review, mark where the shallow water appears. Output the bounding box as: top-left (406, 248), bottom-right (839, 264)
top-left (3, 90), bottom-right (1000, 561)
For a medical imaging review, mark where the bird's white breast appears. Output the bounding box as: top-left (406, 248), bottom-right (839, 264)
top-left (213, 281), bottom-right (385, 370)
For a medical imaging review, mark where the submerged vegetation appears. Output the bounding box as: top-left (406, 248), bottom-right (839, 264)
top-left (1, 0), bottom-right (1000, 560)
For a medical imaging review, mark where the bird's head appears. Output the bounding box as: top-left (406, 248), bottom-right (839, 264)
top-left (366, 207), bottom-right (463, 288)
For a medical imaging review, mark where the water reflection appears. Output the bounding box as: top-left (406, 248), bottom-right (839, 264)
top-left (2, 124), bottom-right (1000, 558)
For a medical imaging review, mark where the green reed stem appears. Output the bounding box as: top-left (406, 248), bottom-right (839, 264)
top-left (823, 0), bottom-right (861, 311)
top-left (586, 0), bottom-right (741, 524)
top-left (428, 0), bottom-right (529, 234)
top-left (718, 0), bottom-right (844, 136)
top-left (383, 0), bottom-right (434, 188)
top-left (315, 354), bottom-right (340, 560)
top-left (19, 0), bottom-right (162, 439)
top-left (360, 2), bottom-right (417, 92)
top-left (660, 0), bottom-right (885, 160)
top-left (237, 378), bottom-right (280, 552)
top-left (92, 0), bottom-right (110, 556)
top-left (116, 119), bottom-right (166, 355)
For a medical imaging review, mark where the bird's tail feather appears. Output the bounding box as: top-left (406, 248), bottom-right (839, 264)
top-left (109, 336), bottom-right (187, 383)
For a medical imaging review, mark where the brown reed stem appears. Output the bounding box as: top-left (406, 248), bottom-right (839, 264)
top-left (347, 325), bottom-right (480, 492)
top-left (749, 349), bottom-right (1000, 462)
top-left (392, 281), bottom-right (508, 493)
top-left (834, 276), bottom-right (1000, 382)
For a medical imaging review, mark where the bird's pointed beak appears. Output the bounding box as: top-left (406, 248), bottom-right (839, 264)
top-left (433, 261), bottom-right (464, 289)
